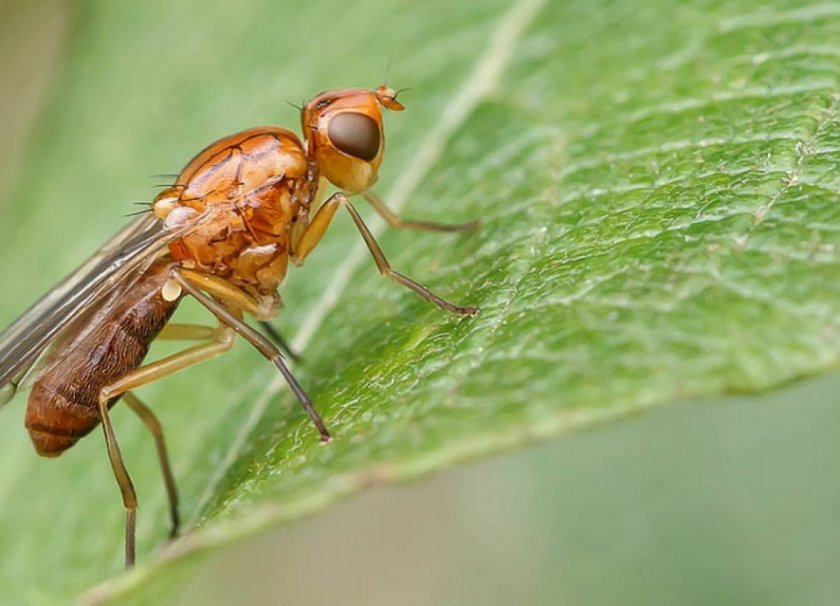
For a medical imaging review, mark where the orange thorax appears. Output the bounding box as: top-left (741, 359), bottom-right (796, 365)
top-left (153, 127), bottom-right (317, 296)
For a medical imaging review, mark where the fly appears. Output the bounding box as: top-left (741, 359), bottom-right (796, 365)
top-left (0, 85), bottom-right (478, 567)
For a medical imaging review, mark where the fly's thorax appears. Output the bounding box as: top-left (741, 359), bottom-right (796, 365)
top-left (152, 126), bottom-right (311, 220)
top-left (151, 126), bottom-right (318, 296)
top-left (162, 205), bottom-right (292, 297)
top-left (177, 126), bottom-right (309, 202)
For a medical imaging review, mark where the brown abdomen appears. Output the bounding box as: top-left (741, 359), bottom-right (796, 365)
top-left (26, 260), bottom-right (180, 457)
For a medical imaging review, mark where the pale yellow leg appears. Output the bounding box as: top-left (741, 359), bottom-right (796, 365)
top-left (161, 282), bottom-right (297, 359)
top-left (100, 326), bottom-right (235, 399)
top-left (294, 192), bottom-right (478, 315)
top-left (98, 324), bottom-right (235, 567)
top-left (176, 269), bottom-right (263, 316)
top-left (157, 323), bottom-right (217, 341)
top-left (123, 392), bottom-right (180, 539)
top-left (173, 270), bottom-right (332, 441)
top-left (363, 190), bottom-right (480, 232)
top-left (97, 394), bottom-right (137, 567)
top-left (291, 195), bottom-right (340, 263)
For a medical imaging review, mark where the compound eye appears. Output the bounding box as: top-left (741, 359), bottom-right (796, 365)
top-left (327, 113), bottom-right (381, 161)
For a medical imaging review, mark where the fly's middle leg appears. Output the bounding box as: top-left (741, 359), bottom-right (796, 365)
top-left (161, 291), bottom-right (299, 360)
top-left (172, 269), bottom-right (331, 441)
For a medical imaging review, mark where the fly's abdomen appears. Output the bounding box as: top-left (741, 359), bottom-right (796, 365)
top-left (25, 261), bottom-right (179, 457)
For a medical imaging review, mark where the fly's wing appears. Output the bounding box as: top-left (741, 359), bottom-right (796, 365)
top-left (0, 212), bottom-right (203, 405)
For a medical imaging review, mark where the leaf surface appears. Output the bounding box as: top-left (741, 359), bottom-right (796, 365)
top-left (0, 1), bottom-right (838, 604)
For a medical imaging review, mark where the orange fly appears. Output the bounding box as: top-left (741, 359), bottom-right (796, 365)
top-left (0, 85), bottom-right (478, 566)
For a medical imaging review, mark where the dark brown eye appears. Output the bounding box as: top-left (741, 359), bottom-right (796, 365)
top-left (327, 113), bottom-right (380, 161)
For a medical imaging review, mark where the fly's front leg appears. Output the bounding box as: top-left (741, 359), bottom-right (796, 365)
top-left (98, 324), bottom-right (236, 567)
top-left (303, 193), bottom-right (478, 315)
top-left (363, 190), bottom-right (480, 232)
top-left (290, 193), bottom-right (340, 264)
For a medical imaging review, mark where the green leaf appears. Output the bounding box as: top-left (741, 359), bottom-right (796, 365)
top-left (0, 0), bottom-right (839, 604)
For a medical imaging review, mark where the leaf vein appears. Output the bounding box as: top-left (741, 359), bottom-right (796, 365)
top-left (189, 0), bottom-right (549, 524)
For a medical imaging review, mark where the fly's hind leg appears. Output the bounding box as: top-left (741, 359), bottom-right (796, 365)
top-left (117, 325), bottom-right (224, 542)
top-left (157, 323), bottom-right (217, 341)
top-left (363, 190), bottom-right (480, 232)
top-left (98, 323), bottom-right (236, 567)
top-left (96, 394), bottom-right (138, 568)
top-left (123, 392), bottom-right (179, 540)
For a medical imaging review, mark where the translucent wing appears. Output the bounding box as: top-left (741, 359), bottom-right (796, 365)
top-left (0, 212), bottom-right (200, 404)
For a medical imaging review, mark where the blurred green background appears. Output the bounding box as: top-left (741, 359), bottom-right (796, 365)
top-left (3, 2), bottom-right (840, 605)
top-left (176, 374), bottom-right (840, 606)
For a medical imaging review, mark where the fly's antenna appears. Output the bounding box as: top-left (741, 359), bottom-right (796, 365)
top-left (380, 58), bottom-right (411, 106)
top-left (384, 57), bottom-right (393, 87)
top-left (393, 86), bottom-right (412, 102)
top-left (285, 99), bottom-right (303, 111)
